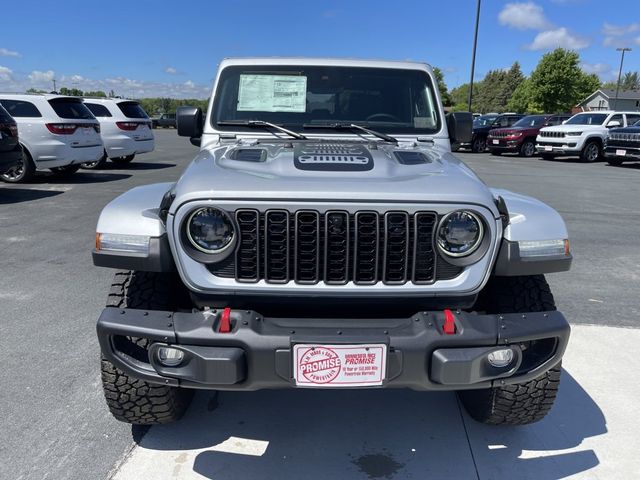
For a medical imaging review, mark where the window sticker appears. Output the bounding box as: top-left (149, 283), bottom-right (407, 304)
top-left (237, 75), bottom-right (307, 112)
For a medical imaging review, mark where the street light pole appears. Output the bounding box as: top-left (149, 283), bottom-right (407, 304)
top-left (468, 0), bottom-right (481, 113)
top-left (613, 47), bottom-right (631, 110)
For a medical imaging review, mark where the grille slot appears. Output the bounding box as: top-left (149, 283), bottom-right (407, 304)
top-left (541, 131), bottom-right (565, 138)
top-left (324, 211), bottom-right (350, 284)
top-left (264, 210), bottom-right (290, 283)
top-left (235, 210), bottom-right (260, 282)
top-left (211, 209), bottom-right (450, 285)
top-left (383, 212), bottom-right (410, 284)
top-left (294, 211), bottom-right (320, 284)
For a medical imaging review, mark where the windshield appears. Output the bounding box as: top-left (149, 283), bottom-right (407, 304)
top-left (565, 113), bottom-right (607, 126)
top-left (513, 115), bottom-right (547, 127)
top-left (473, 115), bottom-right (498, 127)
top-left (212, 65), bottom-right (441, 134)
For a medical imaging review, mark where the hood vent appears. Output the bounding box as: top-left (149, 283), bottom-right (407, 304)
top-left (231, 148), bottom-right (267, 162)
top-left (394, 151), bottom-right (430, 165)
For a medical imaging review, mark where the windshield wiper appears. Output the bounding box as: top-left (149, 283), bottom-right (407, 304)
top-left (218, 120), bottom-right (307, 140)
top-left (303, 122), bottom-right (398, 143)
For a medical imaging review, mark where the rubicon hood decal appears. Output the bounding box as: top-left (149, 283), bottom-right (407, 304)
top-left (294, 143), bottom-right (374, 171)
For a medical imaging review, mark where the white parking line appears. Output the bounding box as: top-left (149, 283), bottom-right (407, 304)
top-left (111, 325), bottom-right (640, 480)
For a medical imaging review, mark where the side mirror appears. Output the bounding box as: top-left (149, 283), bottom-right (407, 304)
top-left (177, 106), bottom-right (203, 145)
top-left (446, 112), bottom-right (473, 146)
top-left (562, 120), bottom-right (568, 124)
top-left (607, 120), bottom-right (621, 128)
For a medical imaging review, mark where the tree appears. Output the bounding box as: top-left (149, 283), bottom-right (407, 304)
top-left (528, 48), bottom-right (601, 112)
top-left (432, 67), bottom-right (452, 107)
top-left (450, 83), bottom-right (472, 111)
top-left (26, 88), bottom-right (47, 94)
top-left (622, 71), bottom-right (640, 90)
top-left (59, 87), bottom-right (83, 96)
top-left (84, 90), bottom-right (107, 98)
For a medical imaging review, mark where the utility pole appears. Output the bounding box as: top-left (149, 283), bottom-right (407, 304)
top-left (468, 0), bottom-right (481, 113)
top-left (613, 47), bottom-right (631, 110)
top-left (52, 78), bottom-right (57, 92)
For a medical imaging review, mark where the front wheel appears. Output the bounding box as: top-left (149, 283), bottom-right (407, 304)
top-left (580, 141), bottom-right (600, 163)
top-left (472, 136), bottom-right (487, 153)
top-left (110, 154), bottom-right (135, 165)
top-left (520, 140), bottom-right (536, 157)
top-left (458, 275), bottom-right (562, 425)
top-left (101, 271), bottom-right (194, 425)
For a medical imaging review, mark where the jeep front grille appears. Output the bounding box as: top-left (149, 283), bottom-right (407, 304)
top-left (540, 131), bottom-right (565, 138)
top-left (223, 209), bottom-right (443, 285)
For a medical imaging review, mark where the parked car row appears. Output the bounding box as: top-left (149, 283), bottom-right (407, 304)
top-left (463, 109), bottom-right (640, 164)
top-left (0, 93), bottom-right (155, 182)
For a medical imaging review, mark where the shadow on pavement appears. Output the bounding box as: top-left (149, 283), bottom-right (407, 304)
top-left (610, 162), bottom-right (640, 170)
top-left (131, 369), bottom-right (603, 479)
top-left (0, 188), bottom-right (65, 204)
top-left (33, 171), bottom-right (133, 184)
top-left (465, 369), bottom-right (604, 480)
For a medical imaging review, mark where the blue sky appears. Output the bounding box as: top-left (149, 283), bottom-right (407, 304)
top-left (1, 0), bottom-right (638, 98)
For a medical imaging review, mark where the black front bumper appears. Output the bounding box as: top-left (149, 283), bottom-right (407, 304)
top-left (97, 307), bottom-right (570, 391)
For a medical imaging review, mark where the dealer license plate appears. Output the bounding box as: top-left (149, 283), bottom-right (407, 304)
top-left (293, 344), bottom-right (387, 388)
top-left (544, 145), bottom-right (553, 151)
top-left (492, 139), bottom-right (499, 145)
top-left (616, 149), bottom-right (626, 156)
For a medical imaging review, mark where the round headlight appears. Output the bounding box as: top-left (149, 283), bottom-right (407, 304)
top-left (186, 207), bottom-right (234, 253)
top-left (437, 210), bottom-right (483, 257)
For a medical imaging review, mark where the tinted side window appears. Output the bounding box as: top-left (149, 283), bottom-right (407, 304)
top-left (0, 104), bottom-right (14, 122)
top-left (0, 99), bottom-right (42, 117)
top-left (545, 116), bottom-right (559, 126)
top-left (606, 114), bottom-right (623, 127)
top-left (85, 103), bottom-right (112, 117)
top-left (625, 114), bottom-right (640, 125)
top-left (117, 102), bottom-right (149, 119)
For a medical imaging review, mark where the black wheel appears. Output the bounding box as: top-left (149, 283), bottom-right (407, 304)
top-left (541, 154), bottom-right (554, 160)
top-left (101, 271), bottom-right (194, 425)
top-left (580, 141), bottom-right (600, 163)
top-left (1, 147), bottom-right (36, 183)
top-left (520, 140), bottom-right (536, 157)
top-left (81, 151), bottom-right (108, 169)
top-left (458, 275), bottom-right (562, 425)
top-left (110, 154), bottom-right (135, 165)
top-left (490, 150), bottom-right (502, 156)
top-left (606, 157), bottom-right (623, 166)
top-left (50, 164), bottom-right (81, 176)
top-left (472, 136), bottom-right (487, 153)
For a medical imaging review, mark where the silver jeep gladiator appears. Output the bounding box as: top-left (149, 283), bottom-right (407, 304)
top-left (94, 58), bottom-right (572, 426)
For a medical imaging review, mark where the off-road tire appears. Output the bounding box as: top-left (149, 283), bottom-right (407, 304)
top-left (101, 271), bottom-right (194, 425)
top-left (1, 147), bottom-right (35, 183)
top-left (458, 275), bottom-right (562, 425)
top-left (110, 154), bottom-right (135, 165)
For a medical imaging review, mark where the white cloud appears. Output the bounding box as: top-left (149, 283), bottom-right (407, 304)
top-left (28, 69), bottom-right (56, 85)
top-left (580, 62), bottom-right (617, 81)
top-left (526, 27), bottom-right (590, 50)
top-left (0, 66), bottom-right (13, 81)
top-left (636, 36), bottom-right (640, 46)
top-left (498, 2), bottom-right (551, 30)
top-left (0, 48), bottom-right (21, 57)
top-left (165, 66), bottom-right (178, 74)
top-left (603, 22), bottom-right (640, 37)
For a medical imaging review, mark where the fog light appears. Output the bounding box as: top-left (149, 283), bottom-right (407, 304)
top-left (487, 348), bottom-right (514, 368)
top-left (157, 346), bottom-right (184, 367)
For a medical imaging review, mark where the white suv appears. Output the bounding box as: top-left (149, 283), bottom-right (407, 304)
top-left (82, 98), bottom-right (154, 169)
top-left (0, 94), bottom-right (103, 182)
top-left (536, 111), bottom-right (636, 162)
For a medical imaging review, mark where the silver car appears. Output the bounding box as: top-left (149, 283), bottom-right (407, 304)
top-left (93, 58), bottom-right (572, 426)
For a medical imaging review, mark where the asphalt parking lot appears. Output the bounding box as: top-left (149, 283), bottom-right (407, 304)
top-left (1, 130), bottom-right (639, 480)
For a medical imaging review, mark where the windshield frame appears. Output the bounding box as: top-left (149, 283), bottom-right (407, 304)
top-left (210, 64), bottom-right (443, 136)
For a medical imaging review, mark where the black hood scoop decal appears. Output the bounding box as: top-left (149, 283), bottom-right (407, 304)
top-left (294, 143), bottom-right (373, 171)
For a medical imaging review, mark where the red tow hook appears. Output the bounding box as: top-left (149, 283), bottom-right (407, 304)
top-left (443, 309), bottom-right (456, 335)
top-left (218, 307), bottom-right (232, 333)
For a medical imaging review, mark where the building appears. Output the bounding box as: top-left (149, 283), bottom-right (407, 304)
top-left (576, 89), bottom-right (640, 112)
